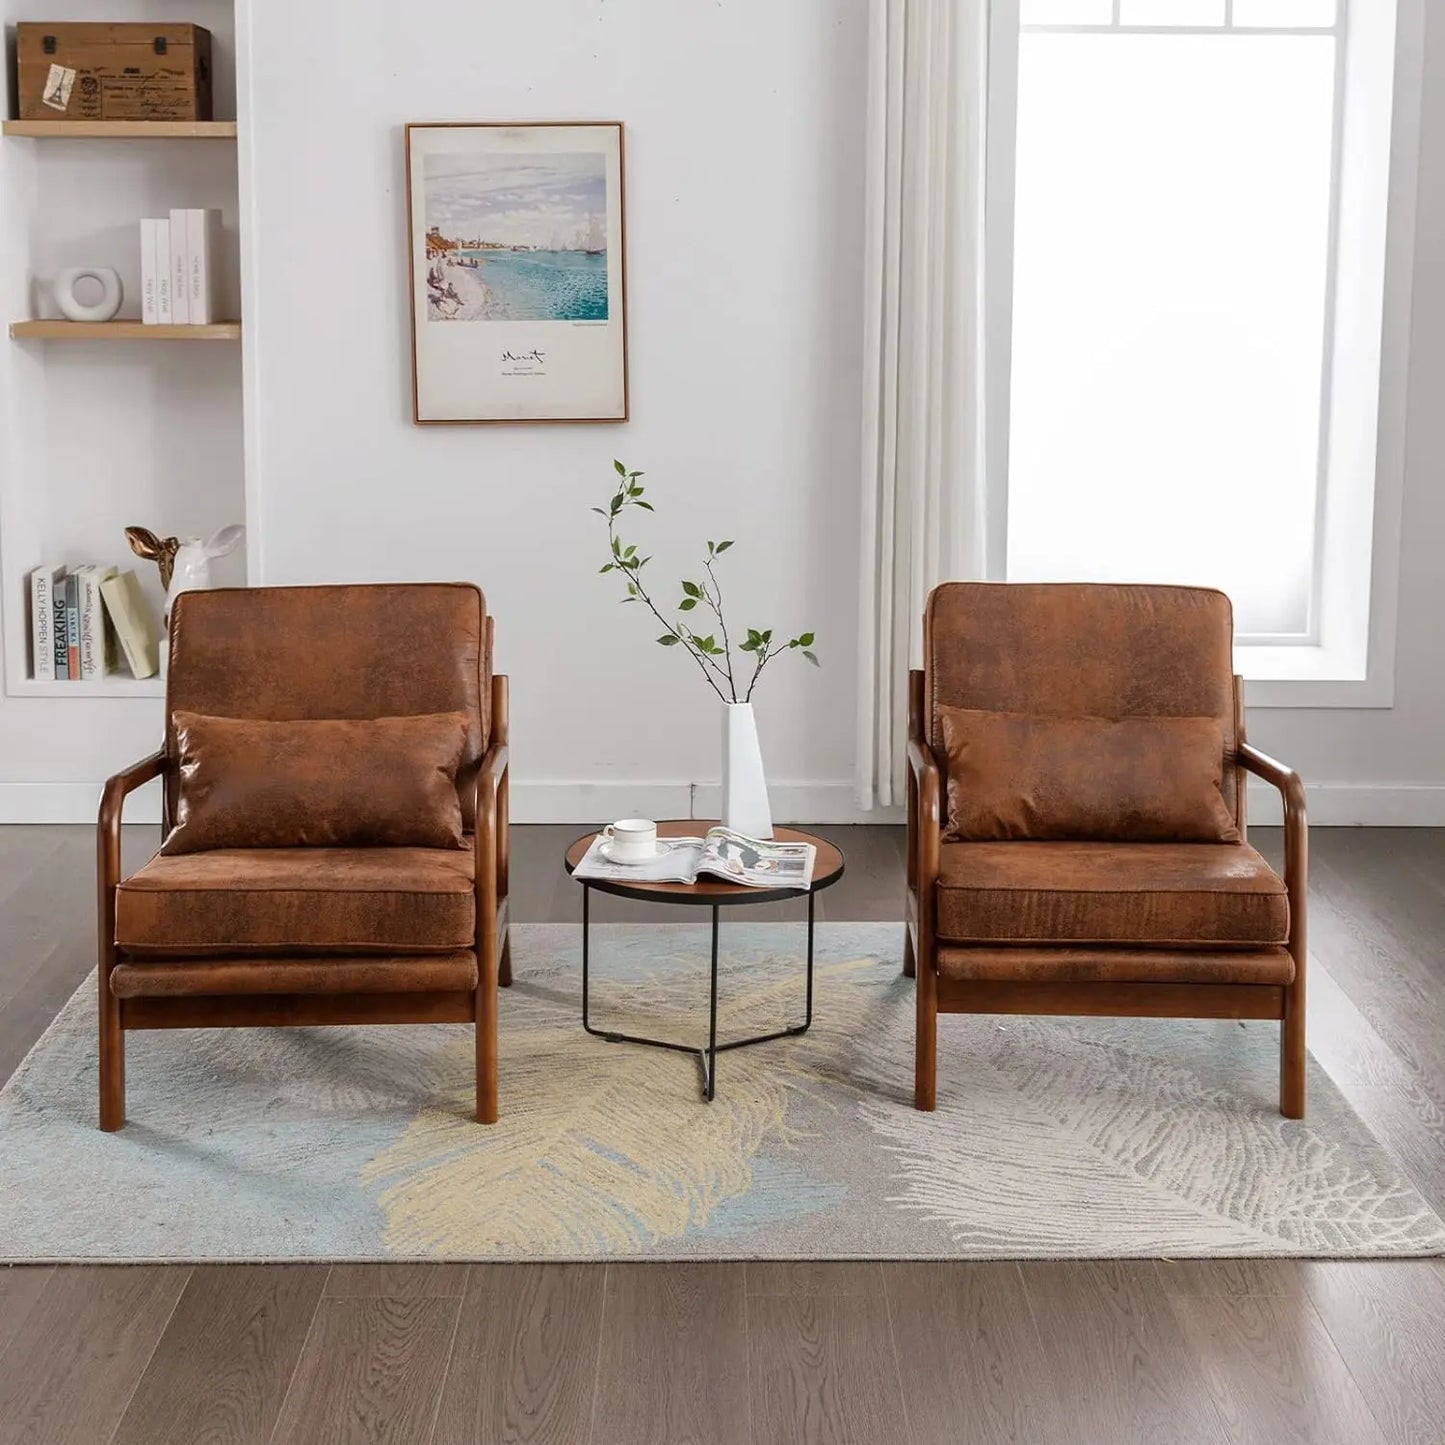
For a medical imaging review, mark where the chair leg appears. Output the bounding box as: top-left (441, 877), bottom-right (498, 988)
top-left (1280, 982), bottom-right (1306, 1119)
top-left (98, 973), bottom-right (125, 1132)
top-left (903, 923), bottom-right (916, 979)
top-left (914, 963), bottom-right (937, 1111)
top-left (498, 930), bottom-right (512, 989)
top-left (476, 946), bottom-right (499, 1124)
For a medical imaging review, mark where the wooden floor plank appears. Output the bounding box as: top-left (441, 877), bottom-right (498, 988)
top-left (591, 1263), bottom-right (748, 1445)
top-left (0, 1266), bottom-right (54, 1362)
top-left (1019, 1261), bottom-right (1227, 1444)
top-left (429, 1264), bottom-right (604, 1445)
top-left (1301, 1261), bottom-right (1445, 1445)
top-left (884, 1262), bottom-right (1060, 1445)
top-left (1153, 1259), bottom-right (1308, 1298)
top-left (748, 1294), bottom-right (909, 1445)
top-left (745, 1261), bottom-right (885, 1298)
top-left (270, 1297), bottom-right (461, 1445)
top-left (1169, 1292), bottom-right (1385, 1444)
top-left (112, 1265), bottom-right (327, 1445)
top-left (323, 1263), bottom-right (469, 1299)
top-left (0, 1265), bottom-right (187, 1445)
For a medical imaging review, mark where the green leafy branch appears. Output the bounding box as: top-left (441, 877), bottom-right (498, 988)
top-left (595, 460), bottom-right (819, 704)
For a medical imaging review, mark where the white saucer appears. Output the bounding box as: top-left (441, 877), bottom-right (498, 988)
top-left (599, 840), bottom-right (672, 866)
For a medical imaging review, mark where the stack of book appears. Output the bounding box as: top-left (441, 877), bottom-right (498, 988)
top-left (27, 565), bottom-right (161, 682)
top-left (139, 209), bottom-right (221, 326)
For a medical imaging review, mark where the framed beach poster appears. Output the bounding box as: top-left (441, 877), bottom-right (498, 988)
top-left (405, 121), bottom-right (628, 424)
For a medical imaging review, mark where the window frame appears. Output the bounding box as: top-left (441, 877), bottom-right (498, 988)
top-left (984, 0), bottom-right (1424, 706)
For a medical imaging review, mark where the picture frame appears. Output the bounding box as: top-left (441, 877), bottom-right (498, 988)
top-left (404, 121), bottom-right (629, 425)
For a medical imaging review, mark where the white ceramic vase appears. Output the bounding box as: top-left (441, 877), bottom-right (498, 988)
top-left (721, 702), bottom-right (774, 839)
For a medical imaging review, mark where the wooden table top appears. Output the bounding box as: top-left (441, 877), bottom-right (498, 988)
top-left (564, 821), bottom-right (845, 907)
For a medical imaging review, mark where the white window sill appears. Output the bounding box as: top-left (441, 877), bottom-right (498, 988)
top-left (1235, 643), bottom-right (1393, 708)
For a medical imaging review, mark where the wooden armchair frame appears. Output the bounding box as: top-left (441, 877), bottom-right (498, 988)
top-left (904, 669), bottom-right (1308, 1117)
top-left (96, 673), bottom-right (511, 1131)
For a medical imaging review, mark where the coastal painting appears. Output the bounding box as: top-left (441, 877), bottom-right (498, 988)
top-left (407, 122), bottom-right (628, 424)
top-left (424, 153), bottom-right (609, 323)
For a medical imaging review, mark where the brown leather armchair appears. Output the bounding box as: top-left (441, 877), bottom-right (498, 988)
top-left (97, 583), bottom-right (510, 1131)
top-left (905, 583), bottom-right (1307, 1117)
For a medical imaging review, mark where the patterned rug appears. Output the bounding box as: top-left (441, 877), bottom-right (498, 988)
top-left (1, 923), bottom-right (1441, 1263)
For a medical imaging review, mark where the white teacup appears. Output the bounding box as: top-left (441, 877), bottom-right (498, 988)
top-left (602, 818), bottom-right (658, 862)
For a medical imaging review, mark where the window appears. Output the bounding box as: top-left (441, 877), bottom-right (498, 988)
top-left (993, 0), bottom-right (1413, 698)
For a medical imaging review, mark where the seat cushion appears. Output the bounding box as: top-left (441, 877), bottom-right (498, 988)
top-left (116, 847), bottom-right (476, 956)
top-left (934, 841), bottom-right (1288, 946)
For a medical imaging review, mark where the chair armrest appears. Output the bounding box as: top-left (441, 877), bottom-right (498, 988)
top-left (473, 675), bottom-right (510, 896)
top-left (1238, 741), bottom-right (1307, 942)
top-left (98, 751), bottom-right (167, 847)
top-left (906, 670), bottom-right (942, 895)
top-left (97, 749), bottom-right (168, 910)
top-left (1238, 741), bottom-right (1305, 820)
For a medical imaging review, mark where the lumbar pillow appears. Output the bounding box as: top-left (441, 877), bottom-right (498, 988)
top-left (162, 711), bottom-right (470, 855)
top-left (938, 706), bottom-right (1239, 843)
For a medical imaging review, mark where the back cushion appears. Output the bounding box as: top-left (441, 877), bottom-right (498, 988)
top-left (166, 583), bottom-right (489, 827)
top-left (939, 707), bottom-right (1240, 842)
top-left (925, 583), bottom-right (1241, 829)
top-left (162, 711), bottom-right (470, 854)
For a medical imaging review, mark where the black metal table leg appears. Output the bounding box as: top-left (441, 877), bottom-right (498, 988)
top-left (581, 887), bottom-right (817, 1102)
top-left (705, 904), bottom-right (720, 1101)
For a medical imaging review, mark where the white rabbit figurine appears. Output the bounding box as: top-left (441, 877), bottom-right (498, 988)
top-left (126, 524), bottom-right (245, 619)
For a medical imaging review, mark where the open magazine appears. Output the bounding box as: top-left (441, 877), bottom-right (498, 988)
top-left (572, 827), bottom-right (816, 890)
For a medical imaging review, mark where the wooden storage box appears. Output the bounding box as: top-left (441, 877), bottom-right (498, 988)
top-left (15, 23), bottom-right (213, 122)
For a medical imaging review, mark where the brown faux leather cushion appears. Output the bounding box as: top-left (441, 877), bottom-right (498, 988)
top-left (934, 945), bottom-right (1294, 986)
top-left (939, 707), bottom-right (1239, 843)
top-left (166, 583), bottom-right (490, 829)
top-left (163, 711), bottom-right (469, 855)
top-left (934, 841), bottom-right (1288, 946)
top-left (925, 583), bottom-right (1244, 830)
top-left (116, 846), bottom-right (476, 955)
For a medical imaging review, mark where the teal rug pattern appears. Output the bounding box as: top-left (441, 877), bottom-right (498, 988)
top-left (1, 923), bottom-right (1441, 1262)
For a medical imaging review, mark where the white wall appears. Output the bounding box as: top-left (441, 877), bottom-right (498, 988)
top-left (1, 0), bottom-right (1442, 825)
top-left (242, 0), bottom-right (869, 822)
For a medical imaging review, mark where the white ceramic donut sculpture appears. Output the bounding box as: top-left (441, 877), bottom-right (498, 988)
top-left (53, 267), bottom-right (124, 323)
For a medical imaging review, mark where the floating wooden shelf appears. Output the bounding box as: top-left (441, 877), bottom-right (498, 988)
top-left (10, 320), bottom-right (241, 341)
top-left (2, 119), bottom-right (237, 139)
top-left (10, 676), bottom-right (165, 699)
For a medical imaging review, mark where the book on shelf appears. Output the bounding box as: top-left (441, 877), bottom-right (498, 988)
top-left (51, 570), bottom-right (69, 679)
top-left (140, 218), bottom-right (160, 325)
top-left (28, 564), bottom-right (62, 682)
top-left (63, 573), bottom-right (80, 678)
top-left (74, 564), bottom-right (118, 680)
top-left (155, 217), bottom-right (173, 323)
top-left (186, 208), bottom-right (220, 324)
top-left (571, 827), bottom-right (817, 890)
top-left (99, 569), bottom-right (162, 680)
top-left (169, 208), bottom-right (191, 326)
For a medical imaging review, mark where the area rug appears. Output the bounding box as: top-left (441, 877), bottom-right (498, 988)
top-left (0, 922), bottom-right (1441, 1263)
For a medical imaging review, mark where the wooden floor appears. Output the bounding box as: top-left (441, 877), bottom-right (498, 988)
top-left (0, 823), bottom-right (1442, 1443)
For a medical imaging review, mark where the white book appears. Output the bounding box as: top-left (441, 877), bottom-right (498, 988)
top-left (186, 208), bottom-right (220, 324)
top-left (28, 564), bottom-right (62, 682)
top-left (140, 219), bottom-right (160, 325)
top-left (155, 218), bottom-right (173, 323)
top-left (74, 564), bottom-right (118, 680)
top-left (169, 208), bottom-right (191, 325)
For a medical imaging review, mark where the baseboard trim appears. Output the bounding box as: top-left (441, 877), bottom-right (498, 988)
top-left (2, 778), bottom-right (1442, 828)
top-left (1245, 781), bottom-right (1445, 827)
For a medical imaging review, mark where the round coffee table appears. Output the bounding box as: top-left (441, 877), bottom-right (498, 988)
top-left (564, 822), bottom-right (845, 1101)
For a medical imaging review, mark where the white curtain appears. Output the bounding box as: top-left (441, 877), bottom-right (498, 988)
top-left (855, 0), bottom-right (991, 810)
